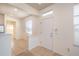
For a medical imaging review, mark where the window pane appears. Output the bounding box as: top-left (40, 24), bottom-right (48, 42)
top-left (26, 20), bottom-right (32, 35)
top-left (0, 25), bottom-right (4, 32)
top-left (73, 4), bottom-right (79, 46)
top-left (74, 27), bottom-right (79, 45)
top-left (74, 4), bottom-right (79, 16)
top-left (74, 16), bottom-right (79, 25)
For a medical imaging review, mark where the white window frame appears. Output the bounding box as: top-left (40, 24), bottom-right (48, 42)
top-left (73, 4), bottom-right (79, 46)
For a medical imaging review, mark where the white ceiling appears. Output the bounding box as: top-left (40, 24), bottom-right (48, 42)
top-left (27, 3), bottom-right (53, 10)
top-left (0, 3), bottom-right (53, 19)
top-left (0, 3), bottom-right (27, 19)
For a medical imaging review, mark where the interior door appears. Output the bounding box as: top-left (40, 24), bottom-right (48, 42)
top-left (6, 21), bottom-right (16, 39)
top-left (40, 16), bottom-right (54, 51)
top-left (6, 21), bottom-right (16, 48)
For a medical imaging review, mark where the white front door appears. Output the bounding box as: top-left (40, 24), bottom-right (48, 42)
top-left (40, 16), bottom-right (54, 51)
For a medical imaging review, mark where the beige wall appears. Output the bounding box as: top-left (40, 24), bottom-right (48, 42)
top-left (39, 4), bottom-right (79, 56)
top-left (52, 4), bottom-right (74, 55)
top-left (22, 15), bottom-right (41, 50)
top-left (31, 16), bottom-right (41, 50)
top-left (52, 4), bottom-right (79, 56)
top-left (0, 14), bottom-right (4, 24)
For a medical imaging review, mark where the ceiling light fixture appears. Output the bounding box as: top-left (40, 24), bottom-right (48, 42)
top-left (42, 11), bottom-right (53, 16)
top-left (14, 8), bottom-right (18, 11)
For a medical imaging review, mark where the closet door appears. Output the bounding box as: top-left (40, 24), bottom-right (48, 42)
top-left (40, 16), bottom-right (54, 50)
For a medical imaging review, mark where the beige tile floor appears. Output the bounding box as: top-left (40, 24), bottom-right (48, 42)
top-left (12, 39), bottom-right (27, 56)
top-left (12, 39), bottom-right (60, 56)
top-left (30, 46), bottom-right (60, 56)
top-left (12, 46), bottom-right (61, 56)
